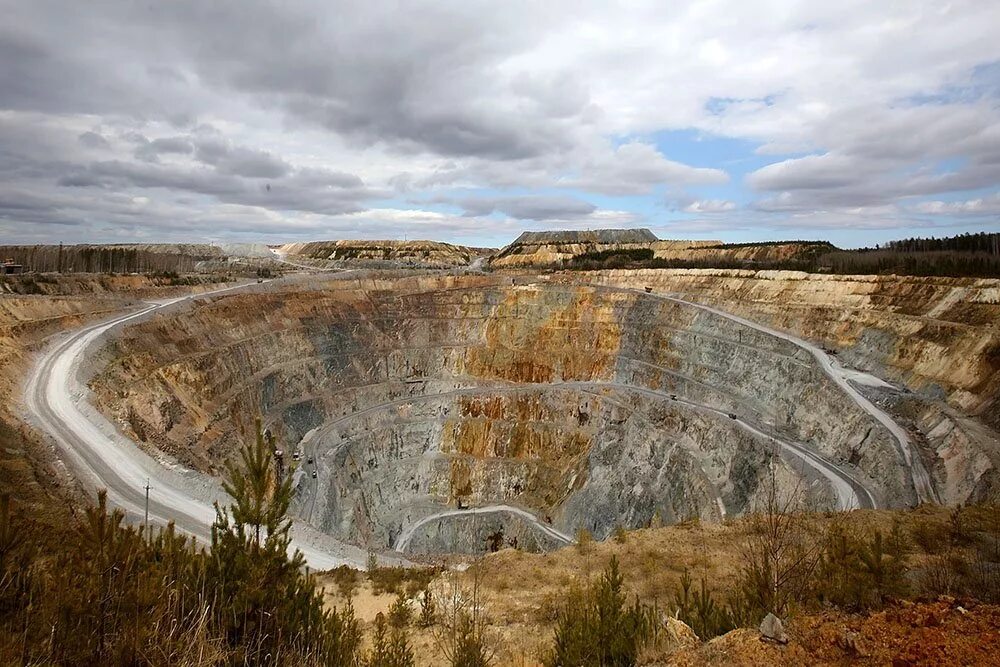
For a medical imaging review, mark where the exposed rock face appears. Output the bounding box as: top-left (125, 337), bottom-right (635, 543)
top-left (88, 273), bottom-right (938, 555)
top-left (569, 269), bottom-right (1000, 504)
top-left (277, 240), bottom-right (478, 268)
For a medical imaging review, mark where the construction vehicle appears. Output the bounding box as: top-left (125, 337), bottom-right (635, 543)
top-left (2, 259), bottom-right (23, 275)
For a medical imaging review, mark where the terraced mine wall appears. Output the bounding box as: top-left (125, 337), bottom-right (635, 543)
top-left (86, 274), bottom-right (937, 555)
top-left (567, 269), bottom-right (1000, 504)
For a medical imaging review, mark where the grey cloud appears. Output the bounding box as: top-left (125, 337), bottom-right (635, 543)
top-left (135, 136), bottom-right (194, 162)
top-left (458, 195), bottom-right (598, 221)
top-left (69, 160), bottom-right (374, 214)
top-left (193, 139), bottom-right (290, 178)
top-left (78, 131), bottom-right (111, 150)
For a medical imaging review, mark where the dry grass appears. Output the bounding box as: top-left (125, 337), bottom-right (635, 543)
top-left (319, 505), bottom-right (998, 665)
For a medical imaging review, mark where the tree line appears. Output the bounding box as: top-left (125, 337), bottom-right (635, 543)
top-left (880, 232), bottom-right (1000, 254)
top-left (0, 245), bottom-right (219, 274)
top-left (560, 231), bottom-right (1000, 278)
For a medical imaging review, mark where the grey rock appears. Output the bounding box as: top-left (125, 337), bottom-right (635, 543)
top-left (759, 613), bottom-right (788, 644)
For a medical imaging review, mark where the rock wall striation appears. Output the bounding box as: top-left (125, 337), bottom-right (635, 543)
top-left (88, 274), bottom-right (972, 555)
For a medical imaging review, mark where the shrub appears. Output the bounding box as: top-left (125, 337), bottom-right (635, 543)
top-left (912, 519), bottom-right (950, 554)
top-left (371, 565), bottom-right (439, 596)
top-left (366, 612), bottom-right (415, 667)
top-left (545, 557), bottom-right (658, 667)
top-left (671, 568), bottom-right (739, 640)
top-left (419, 588), bottom-right (437, 627)
top-left (389, 590), bottom-right (413, 628)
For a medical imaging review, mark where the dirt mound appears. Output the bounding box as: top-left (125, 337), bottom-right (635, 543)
top-left (510, 228), bottom-right (658, 245)
top-left (277, 239), bottom-right (476, 268)
top-left (493, 228), bottom-right (694, 268)
top-left (658, 598), bottom-right (1000, 666)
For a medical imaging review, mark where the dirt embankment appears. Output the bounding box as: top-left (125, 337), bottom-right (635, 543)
top-left (490, 232), bottom-right (830, 269)
top-left (1, 272), bottom-right (226, 296)
top-left (278, 240), bottom-right (480, 268)
top-left (0, 275), bottom-right (239, 535)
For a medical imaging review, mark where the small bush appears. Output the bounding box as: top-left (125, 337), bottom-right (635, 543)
top-left (389, 591), bottom-right (413, 628)
top-left (365, 612), bottom-right (415, 667)
top-left (912, 519), bottom-right (951, 554)
top-left (671, 568), bottom-right (739, 640)
top-left (371, 566), bottom-right (439, 597)
top-left (419, 588), bottom-right (437, 627)
top-left (545, 557), bottom-right (658, 667)
top-left (328, 565), bottom-right (361, 598)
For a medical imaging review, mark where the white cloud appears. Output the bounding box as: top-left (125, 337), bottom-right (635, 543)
top-left (683, 199), bottom-right (737, 213)
top-left (914, 193), bottom-right (1000, 215)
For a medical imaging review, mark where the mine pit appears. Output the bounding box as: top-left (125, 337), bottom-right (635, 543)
top-left (89, 274), bottom-right (916, 556)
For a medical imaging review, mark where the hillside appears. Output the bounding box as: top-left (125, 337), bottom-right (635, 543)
top-left (492, 228), bottom-right (679, 268)
top-left (277, 239), bottom-right (479, 268)
top-left (490, 230), bottom-right (835, 269)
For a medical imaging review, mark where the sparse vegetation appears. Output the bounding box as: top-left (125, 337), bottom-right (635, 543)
top-left (433, 562), bottom-right (498, 667)
top-left (545, 557), bottom-right (658, 666)
top-left (671, 568), bottom-right (741, 640)
top-left (365, 612), bottom-right (414, 667)
top-left (0, 422), bottom-right (365, 665)
top-left (370, 565), bottom-right (439, 597)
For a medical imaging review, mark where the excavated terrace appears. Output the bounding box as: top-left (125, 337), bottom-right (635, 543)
top-left (89, 275), bottom-right (921, 555)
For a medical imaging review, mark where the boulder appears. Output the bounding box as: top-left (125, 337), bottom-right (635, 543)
top-left (662, 615), bottom-right (699, 648)
top-left (759, 612), bottom-right (788, 644)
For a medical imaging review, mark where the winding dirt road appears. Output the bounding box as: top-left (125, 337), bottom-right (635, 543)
top-left (23, 282), bottom-right (368, 570)
top-left (393, 505), bottom-right (574, 552)
top-left (656, 291), bottom-right (937, 504)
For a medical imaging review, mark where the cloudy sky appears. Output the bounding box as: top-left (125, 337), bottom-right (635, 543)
top-left (2, 1), bottom-right (999, 248)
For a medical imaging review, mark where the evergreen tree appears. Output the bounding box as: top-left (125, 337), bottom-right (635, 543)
top-left (546, 557), bottom-right (656, 667)
top-left (209, 419), bottom-right (360, 664)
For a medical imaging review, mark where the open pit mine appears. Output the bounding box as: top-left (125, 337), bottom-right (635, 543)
top-left (28, 253), bottom-right (982, 564)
